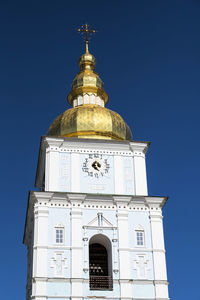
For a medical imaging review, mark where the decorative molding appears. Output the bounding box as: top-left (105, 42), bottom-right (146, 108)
top-left (135, 224), bottom-right (144, 231)
top-left (123, 156), bottom-right (135, 194)
top-left (49, 146), bottom-right (133, 157)
top-left (41, 136), bottom-right (151, 159)
top-left (83, 227), bottom-right (88, 272)
top-left (85, 213), bottom-right (114, 228)
top-left (130, 141), bottom-right (150, 154)
top-left (50, 252), bottom-right (67, 277)
top-left (112, 228), bottom-right (119, 273)
top-left (29, 191), bottom-right (167, 210)
top-left (55, 222), bottom-right (64, 228)
top-left (33, 276), bottom-right (168, 285)
top-left (59, 152), bottom-right (70, 191)
top-left (133, 254), bottom-right (150, 279)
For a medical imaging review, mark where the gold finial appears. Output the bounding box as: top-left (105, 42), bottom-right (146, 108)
top-left (77, 24), bottom-right (97, 53)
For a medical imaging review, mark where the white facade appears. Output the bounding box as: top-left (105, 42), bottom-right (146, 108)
top-left (24, 137), bottom-right (169, 300)
top-left (35, 137), bottom-right (149, 196)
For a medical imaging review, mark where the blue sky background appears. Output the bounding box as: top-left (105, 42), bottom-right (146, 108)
top-left (0, 0), bottom-right (199, 299)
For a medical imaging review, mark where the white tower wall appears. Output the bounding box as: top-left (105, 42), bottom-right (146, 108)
top-left (24, 138), bottom-right (169, 300)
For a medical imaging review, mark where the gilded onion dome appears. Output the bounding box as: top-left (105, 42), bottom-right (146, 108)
top-left (47, 43), bottom-right (132, 141)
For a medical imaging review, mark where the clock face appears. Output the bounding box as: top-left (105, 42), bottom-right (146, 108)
top-left (82, 153), bottom-right (110, 178)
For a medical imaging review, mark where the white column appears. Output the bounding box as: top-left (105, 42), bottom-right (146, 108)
top-left (117, 208), bottom-right (132, 300)
top-left (134, 153), bottom-right (148, 195)
top-left (71, 205), bottom-right (83, 300)
top-left (150, 209), bottom-right (169, 299)
top-left (32, 203), bottom-right (48, 299)
top-left (47, 148), bottom-right (59, 192)
top-left (44, 148), bottom-right (50, 191)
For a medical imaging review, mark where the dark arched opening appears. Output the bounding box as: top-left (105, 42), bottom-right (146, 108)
top-left (90, 243), bottom-right (108, 276)
top-left (89, 237), bottom-right (113, 290)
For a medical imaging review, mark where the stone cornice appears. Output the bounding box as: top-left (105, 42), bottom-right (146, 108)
top-left (41, 136), bottom-right (150, 156)
top-left (33, 277), bottom-right (169, 285)
top-left (27, 191), bottom-right (168, 209)
top-left (67, 193), bottom-right (86, 202)
top-left (145, 196), bottom-right (168, 208)
top-left (42, 135), bottom-right (150, 149)
top-left (130, 141), bottom-right (150, 154)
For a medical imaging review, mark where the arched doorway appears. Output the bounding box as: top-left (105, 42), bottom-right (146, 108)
top-left (89, 235), bottom-right (113, 290)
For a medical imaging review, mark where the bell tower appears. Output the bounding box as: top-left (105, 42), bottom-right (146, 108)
top-left (23, 25), bottom-right (169, 300)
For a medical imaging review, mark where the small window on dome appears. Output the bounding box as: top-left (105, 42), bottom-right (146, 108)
top-left (90, 94), bottom-right (95, 104)
top-left (97, 96), bottom-right (101, 106)
top-left (78, 96), bottom-right (83, 106)
top-left (84, 94), bottom-right (90, 104)
top-left (73, 98), bottom-right (78, 107)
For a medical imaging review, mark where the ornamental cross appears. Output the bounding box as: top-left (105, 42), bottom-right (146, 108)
top-left (134, 255), bottom-right (149, 279)
top-left (77, 24), bottom-right (97, 52)
top-left (51, 253), bottom-right (67, 277)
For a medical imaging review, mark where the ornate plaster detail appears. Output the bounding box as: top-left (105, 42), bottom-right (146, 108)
top-left (135, 224), bottom-right (144, 231)
top-left (55, 222), bottom-right (64, 228)
top-left (133, 254), bottom-right (150, 279)
top-left (85, 213), bottom-right (114, 228)
top-left (51, 252), bottom-right (67, 277)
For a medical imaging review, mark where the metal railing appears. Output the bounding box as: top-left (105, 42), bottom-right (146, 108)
top-left (89, 275), bottom-right (113, 290)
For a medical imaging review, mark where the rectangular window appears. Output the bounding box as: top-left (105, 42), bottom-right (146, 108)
top-left (56, 228), bottom-right (64, 244)
top-left (136, 231), bottom-right (144, 246)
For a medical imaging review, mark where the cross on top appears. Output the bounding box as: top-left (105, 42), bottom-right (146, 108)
top-left (77, 24), bottom-right (97, 52)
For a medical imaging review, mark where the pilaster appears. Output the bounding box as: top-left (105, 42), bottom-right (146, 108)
top-left (32, 201), bottom-right (49, 299)
top-left (45, 146), bottom-right (59, 191)
top-left (133, 153), bottom-right (148, 195)
top-left (148, 199), bottom-right (169, 300)
top-left (69, 194), bottom-right (84, 300)
top-left (130, 142), bottom-right (149, 196)
top-left (115, 197), bottom-right (132, 300)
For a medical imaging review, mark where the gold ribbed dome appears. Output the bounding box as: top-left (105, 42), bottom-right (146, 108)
top-left (48, 105), bottom-right (132, 140)
top-left (47, 38), bottom-right (132, 141)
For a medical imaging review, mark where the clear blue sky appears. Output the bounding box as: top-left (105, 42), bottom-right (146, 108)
top-left (0, 0), bottom-right (199, 299)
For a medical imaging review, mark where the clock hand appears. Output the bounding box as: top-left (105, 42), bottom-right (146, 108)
top-left (92, 161), bottom-right (101, 171)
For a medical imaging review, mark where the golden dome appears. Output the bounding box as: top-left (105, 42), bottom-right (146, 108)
top-left (67, 48), bottom-right (108, 106)
top-left (47, 104), bottom-right (132, 140)
top-left (47, 38), bottom-right (132, 141)
top-left (79, 51), bottom-right (96, 71)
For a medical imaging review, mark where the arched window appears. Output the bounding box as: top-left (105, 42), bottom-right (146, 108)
top-left (89, 234), bottom-right (113, 290)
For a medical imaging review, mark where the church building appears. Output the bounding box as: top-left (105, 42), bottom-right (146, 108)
top-left (23, 25), bottom-right (169, 300)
